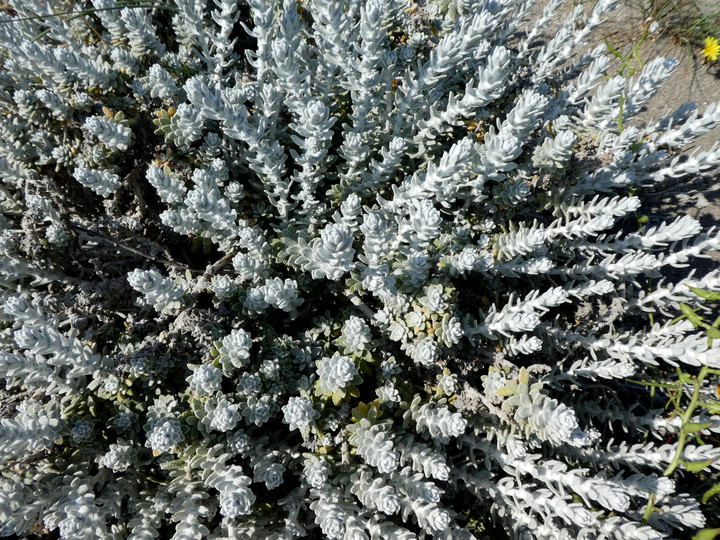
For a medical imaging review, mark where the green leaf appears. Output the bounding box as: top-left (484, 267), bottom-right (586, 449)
top-left (686, 285), bottom-right (720, 301)
top-left (702, 483), bottom-right (720, 504)
top-left (629, 141), bottom-right (643, 153)
top-left (495, 386), bottom-right (514, 397)
top-left (692, 528), bottom-right (720, 540)
top-left (367, 405), bottom-right (379, 422)
top-left (351, 402), bottom-right (368, 422)
top-left (682, 458), bottom-right (716, 472)
top-left (684, 421), bottom-right (714, 434)
top-left (518, 367), bottom-right (529, 385)
top-left (676, 368), bottom-right (694, 384)
top-left (702, 401), bottom-right (720, 414)
top-left (707, 327), bottom-right (720, 339)
top-left (680, 303), bottom-right (705, 326)
top-left (604, 38), bottom-right (622, 57)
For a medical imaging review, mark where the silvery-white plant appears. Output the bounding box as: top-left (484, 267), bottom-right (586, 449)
top-left (0, 0), bottom-right (720, 538)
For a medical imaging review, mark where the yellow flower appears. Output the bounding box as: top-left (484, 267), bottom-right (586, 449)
top-left (702, 36), bottom-right (720, 63)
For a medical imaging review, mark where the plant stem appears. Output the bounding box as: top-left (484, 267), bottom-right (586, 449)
top-left (642, 365), bottom-right (709, 522)
top-left (665, 366), bottom-right (708, 476)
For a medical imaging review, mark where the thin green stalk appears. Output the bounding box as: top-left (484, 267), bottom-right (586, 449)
top-left (643, 365), bottom-right (710, 522)
top-left (663, 366), bottom-right (708, 476)
top-left (617, 95), bottom-right (625, 133)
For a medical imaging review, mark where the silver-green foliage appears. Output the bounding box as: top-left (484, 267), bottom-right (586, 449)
top-left (1, 0), bottom-right (720, 538)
